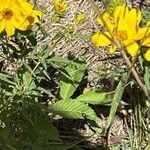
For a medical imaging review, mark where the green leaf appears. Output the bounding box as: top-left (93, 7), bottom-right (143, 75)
top-left (23, 63), bottom-right (36, 77)
top-left (22, 70), bottom-right (36, 91)
top-left (51, 31), bottom-right (64, 41)
top-left (49, 99), bottom-right (97, 121)
top-left (73, 33), bottom-right (90, 41)
top-left (0, 72), bottom-right (15, 85)
top-left (47, 56), bottom-right (85, 69)
top-left (76, 90), bottom-right (112, 105)
top-left (144, 65), bottom-right (150, 92)
top-left (106, 73), bottom-right (128, 130)
top-left (0, 126), bottom-right (10, 141)
top-left (35, 120), bottom-right (60, 141)
top-left (37, 87), bottom-right (53, 97)
top-left (60, 64), bottom-right (85, 99)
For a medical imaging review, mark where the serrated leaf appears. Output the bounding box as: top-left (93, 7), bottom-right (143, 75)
top-left (49, 100), bottom-right (97, 121)
top-left (60, 64), bottom-right (85, 99)
top-left (76, 90), bottom-right (112, 105)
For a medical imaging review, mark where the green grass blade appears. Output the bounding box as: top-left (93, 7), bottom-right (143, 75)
top-left (106, 73), bottom-right (128, 130)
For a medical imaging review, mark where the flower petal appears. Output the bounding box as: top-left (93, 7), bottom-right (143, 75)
top-left (142, 38), bottom-right (150, 47)
top-left (5, 20), bottom-right (15, 36)
top-left (140, 23), bottom-right (150, 46)
top-left (126, 41), bottom-right (139, 57)
top-left (33, 10), bottom-right (43, 17)
top-left (114, 4), bottom-right (129, 31)
top-left (19, 1), bottom-right (33, 15)
top-left (134, 27), bottom-right (149, 40)
top-left (126, 8), bottom-right (141, 40)
top-left (12, 11), bottom-right (29, 30)
top-left (144, 49), bottom-right (150, 61)
top-left (0, 20), bottom-right (5, 33)
top-left (91, 32), bottom-right (112, 47)
top-left (97, 13), bottom-right (114, 32)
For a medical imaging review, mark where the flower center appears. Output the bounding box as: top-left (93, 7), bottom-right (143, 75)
top-left (2, 8), bottom-right (13, 20)
top-left (114, 31), bottom-right (128, 42)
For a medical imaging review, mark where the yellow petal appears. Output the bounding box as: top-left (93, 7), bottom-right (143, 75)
top-left (126, 8), bottom-right (141, 40)
top-left (134, 27), bottom-right (148, 40)
top-left (1, 0), bottom-right (10, 8)
top-left (33, 10), bottom-right (43, 17)
top-left (142, 38), bottom-right (150, 47)
top-left (91, 32), bottom-right (112, 47)
top-left (114, 4), bottom-right (129, 31)
top-left (126, 41), bottom-right (139, 57)
top-left (140, 23), bottom-right (150, 46)
top-left (97, 13), bottom-right (114, 32)
top-left (12, 12), bottom-right (29, 30)
top-left (109, 44), bottom-right (117, 54)
top-left (144, 49), bottom-right (150, 61)
top-left (5, 20), bottom-right (15, 36)
top-left (19, 1), bottom-right (33, 15)
top-left (0, 20), bottom-right (5, 33)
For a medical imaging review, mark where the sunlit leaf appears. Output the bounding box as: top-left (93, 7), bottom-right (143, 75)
top-left (76, 90), bottom-right (112, 105)
top-left (60, 64), bottom-right (85, 99)
top-left (49, 99), bottom-right (97, 121)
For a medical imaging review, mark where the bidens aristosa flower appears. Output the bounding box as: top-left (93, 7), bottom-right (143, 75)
top-left (53, 0), bottom-right (68, 14)
top-left (0, 0), bottom-right (42, 36)
top-left (91, 5), bottom-right (142, 57)
top-left (18, 1), bottom-right (43, 28)
top-left (136, 21), bottom-right (150, 61)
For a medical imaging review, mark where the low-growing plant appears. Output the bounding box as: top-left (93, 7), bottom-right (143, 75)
top-left (0, 0), bottom-right (150, 150)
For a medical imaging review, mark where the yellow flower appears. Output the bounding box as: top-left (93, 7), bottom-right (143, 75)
top-left (0, 0), bottom-right (42, 36)
top-left (144, 49), bottom-right (150, 61)
top-left (75, 13), bottom-right (87, 25)
top-left (91, 4), bottom-right (142, 57)
top-left (18, 1), bottom-right (43, 28)
top-left (53, 0), bottom-right (68, 14)
top-left (139, 22), bottom-right (150, 46)
top-left (136, 21), bottom-right (150, 61)
top-left (133, 21), bottom-right (150, 61)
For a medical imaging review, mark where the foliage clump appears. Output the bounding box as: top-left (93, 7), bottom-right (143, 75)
top-left (0, 0), bottom-right (150, 149)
